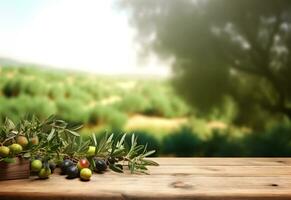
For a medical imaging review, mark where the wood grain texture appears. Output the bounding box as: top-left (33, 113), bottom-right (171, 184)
top-left (0, 158), bottom-right (30, 181)
top-left (1, 158), bottom-right (291, 200)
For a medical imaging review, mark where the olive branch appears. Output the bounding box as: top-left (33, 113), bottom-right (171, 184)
top-left (0, 115), bottom-right (158, 174)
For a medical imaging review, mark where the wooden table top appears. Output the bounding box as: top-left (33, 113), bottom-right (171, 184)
top-left (1, 158), bottom-right (291, 200)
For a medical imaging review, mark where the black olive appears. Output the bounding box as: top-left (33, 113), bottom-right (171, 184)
top-left (66, 165), bottom-right (79, 179)
top-left (61, 159), bottom-right (73, 175)
top-left (94, 158), bottom-right (107, 172)
top-left (49, 161), bottom-right (56, 173)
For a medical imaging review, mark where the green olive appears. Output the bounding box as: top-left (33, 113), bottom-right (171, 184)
top-left (0, 146), bottom-right (10, 157)
top-left (9, 143), bottom-right (23, 154)
top-left (80, 168), bottom-right (92, 181)
top-left (86, 146), bottom-right (96, 157)
top-left (38, 168), bottom-right (51, 179)
top-left (31, 160), bottom-right (42, 172)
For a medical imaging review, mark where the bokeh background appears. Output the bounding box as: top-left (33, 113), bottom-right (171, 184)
top-left (1, 0), bottom-right (291, 157)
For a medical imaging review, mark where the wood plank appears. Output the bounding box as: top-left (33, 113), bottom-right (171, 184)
top-left (147, 165), bottom-right (291, 176)
top-left (1, 175), bottom-right (291, 199)
top-left (1, 158), bottom-right (291, 200)
top-left (154, 158), bottom-right (291, 166)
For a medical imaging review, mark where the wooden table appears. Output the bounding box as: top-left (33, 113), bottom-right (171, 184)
top-left (1, 158), bottom-right (291, 200)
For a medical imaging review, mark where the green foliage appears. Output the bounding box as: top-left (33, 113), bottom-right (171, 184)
top-left (64, 85), bottom-right (92, 102)
top-left (2, 78), bottom-right (21, 97)
top-left (243, 125), bottom-right (291, 157)
top-left (0, 116), bottom-right (158, 173)
top-left (0, 95), bottom-right (56, 122)
top-left (146, 93), bottom-right (174, 117)
top-left (117, 94), bottom-right (150, 114)
top-left (0, 66), bottom-right (190, 131)
top-left (160, 124), bottom-right (291, 157)
top-left (21, 79), bottom-right (48, 96)
top-left (126, 131), bottom-right (160, 157)
top-left (56, 99), bottom-right (89, 124)
top-left (202, 130), bottom-right (244, 157)
top-left (87, 133), bottom-right (159, 174)
top-left (2, 77), bottom-right (48, 97)
top-left (104, 110), bottom-right (127, 131)
top-left (0, 115), bottom-right (82, 162)
top-left (88, 105), bottom-right (128, 130)
top-left (5, 66), bottom-right (291, 157)
top-left (162, 127), bottom-right (202, 157)
top-left (47, 83), bottom-right (66, 100)
top-left (169, 96), bottom-right (190, 117)
top-left (122, 0), bottom-right (291, 128)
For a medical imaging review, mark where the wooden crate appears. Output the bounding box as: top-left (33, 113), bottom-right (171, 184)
top-left (0, 157), bottom-right (30, 181)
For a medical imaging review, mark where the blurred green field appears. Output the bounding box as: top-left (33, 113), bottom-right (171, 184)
top-left (0, 66), bottom-right (191, 134)
top-left (1, 66), bottom-right (291, 157)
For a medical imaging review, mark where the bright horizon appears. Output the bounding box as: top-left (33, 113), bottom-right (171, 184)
top-left (0, 0), bottom-right (171, 77)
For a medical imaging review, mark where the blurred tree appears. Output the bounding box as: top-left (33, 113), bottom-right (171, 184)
top-left (122, 0), bottom-right (291, 128)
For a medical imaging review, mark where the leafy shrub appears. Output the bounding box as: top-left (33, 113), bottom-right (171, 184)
top-left (64, 85), bottom-right (92, 101)
top-left (21, 79), bottom-right (49, 96)
top-left (0, 76), bottom-right (9, 92)
top-left (0, 97), bottom-right (18, 122)
top-left (88, 105), bottom-right (127, 130)
top-left (56, 99), bottom-right (89, 124)
top-left (141, 86), bottom-right (190, 118)
top-left (170, 96), bottom-right (190, 117)
top-left (143, 93), bottom-right (174, 117)
top-left (0, 95), bottom-right (56, 122)
top-left (81, 83), bottom-right (105, 100)
top-left (243, 125), bottom-right (291, 157)
top-left (106, 109), bottom-right (128, 130)
top-left (202, 130), bottom-right (244, 157)
top-left (2, 79), bottom-right (21, 97)
top-left (26, 96), bottom-right (57, 119)
top-left (117, 94), bottom-right (150, 114)
top-left (162, 127), bottom-right (202, 156)
top-left (47, 83), bottom-right (66, 100)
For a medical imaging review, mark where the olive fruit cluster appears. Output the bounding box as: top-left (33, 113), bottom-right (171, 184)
top-left (30, 158), bottom-right (108, 181)
top-left (61, 159), bottom-right (92, 181)
top-left (16, 135), bottom-right (39, 147)
top-left (59, 158), bottom-right (108, 181)
top-left (30, 159), bottom-right (56, 179)
top-left (0, 135), bottom-right (39, 158)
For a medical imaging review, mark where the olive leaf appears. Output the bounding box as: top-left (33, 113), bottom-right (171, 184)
top-left (2, 157), bottom-right (16, 163)
top-left (109, 164), bottom-right (123, 173)
top-left (4, 118), bottom-right (15, 130)
top-left (47, 128), bottom-right (55, 141)
top-left (65, 129), bottom-right (80, 137)
top-left (23, 152), bottom-right (31, 158)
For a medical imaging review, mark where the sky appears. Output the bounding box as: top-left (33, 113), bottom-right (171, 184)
top-left (0, 0), bottom-right (171, 77)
